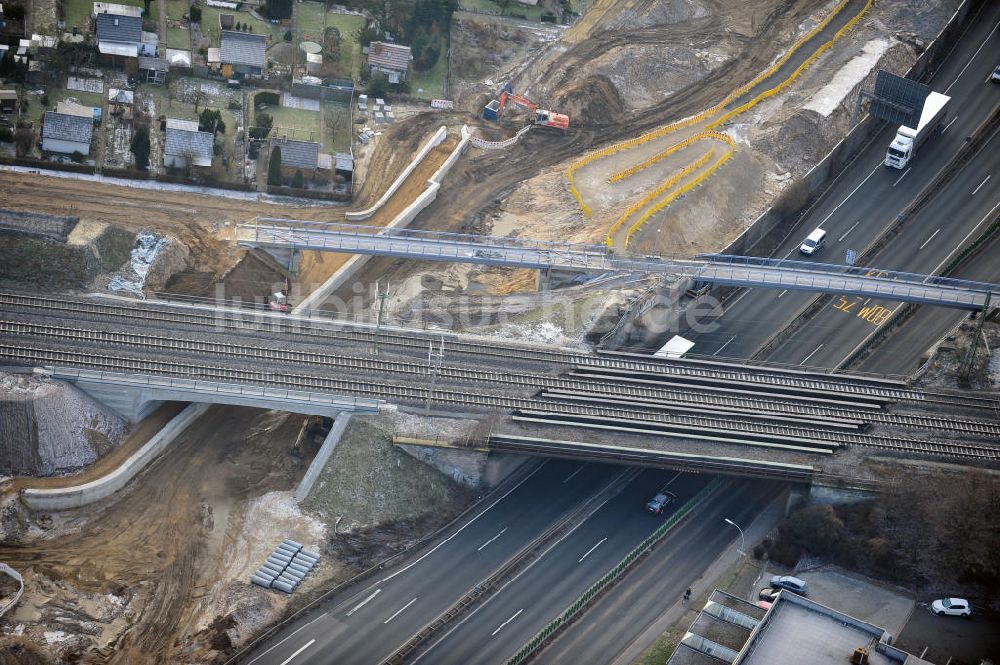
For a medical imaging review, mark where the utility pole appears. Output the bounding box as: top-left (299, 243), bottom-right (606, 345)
top-left (372, 281), bottom-right (388, 355)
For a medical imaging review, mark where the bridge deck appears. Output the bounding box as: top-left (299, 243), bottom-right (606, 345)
top-left (237, 220), bottom-right (997, 310)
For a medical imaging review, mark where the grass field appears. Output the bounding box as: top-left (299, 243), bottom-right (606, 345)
top-left (323, 101), bottom-right (352, 153)
top-left (253, 91), bottom-right (322, 143)
top-left (166, 0), bottom-right (186, 20)
top-left (64, 0), bottom-right (148, 32)
top-left (25, 88), bottom-right (104, 128)
top-left (199, 6), bottom-right (283, 45)
top-left (294, 5), bottom-right (365, 79)
top-left (167, 25), bottom-right (191, 48)
top-left (408, 36), bottom-right (448, 99)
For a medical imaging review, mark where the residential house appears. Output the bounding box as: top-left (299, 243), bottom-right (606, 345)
top-left (220, 30), bottom-right (266, 79)
top-left (367, 42), bottom-right (411, 84)
top-left (0, 89), bottom-right (17, 114)
top-left (41, 111), bottom-right (93, 155)
top-left (138, 56), bottom-right (169, 84)
top-left (96, 11), bottom-right (143, 72)
top-left (164, 118), bottom-right (214, 169)
top-left (270, 136), bottom-right (319, 179)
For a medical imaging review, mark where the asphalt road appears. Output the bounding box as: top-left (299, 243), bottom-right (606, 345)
top-left (244, 459), bottom-right (624, 665)
top-left (537, 479), bottom-right (783, 665)
top-left (412, 470), bottom-right (712, 665)
top-left (766, 124), bottom-right (1000, 368)
top-left (687, 5), bottom-right (1000, 364)
top-left (857, 228), bottom-right (1000, 375)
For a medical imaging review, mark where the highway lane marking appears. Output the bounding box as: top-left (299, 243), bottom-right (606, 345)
top-left (383, 598), bottom-right (418, 624)
top-left (800, 344), bottom-right (824, 366)
top-left (477, 528), bottom-right (508, 552)
top-left (776, 290), bottom-right (787, 298)
top-left (579, 537), bottom-right (608, 563)
top-left (942, 116), bottom-right (958, 134)
top-left (562, 464), bottom-right (587, 483)
top-left (347, 589), bottom-right (382, 617)
top-left (838, 221), bottom-right (861, 242)
top-left (944, 20), bottom-right (1000, 94)
top-left (244, 614), bottom-right (328, 665)
top-left (491, 609), bottom-right (524, 636)
top-left (919, 229), bottom-right (941, 250)
top-left (892, 168), bottom-right (912, 187)
top-left (816, 164), bottom-right (880, 229)
top-left (376, 461), bottom-right (546, 584)
top-left (713, 335), bottom-right (736, 356)
top-left (923, 199), bottom-right (1000, 284)
top-left (411, 468), bottom-right (635, 664)
top-left (972, 175), bottom-right (991, 195)
top-left (278, 640), bottom-right (315, 665)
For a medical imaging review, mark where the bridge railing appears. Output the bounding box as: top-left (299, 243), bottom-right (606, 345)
top-left (251, 217), bottom-right (609, 255)
top-left (699, 253), bottom-right (999, 294)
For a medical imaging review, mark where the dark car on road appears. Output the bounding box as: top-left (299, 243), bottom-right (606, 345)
top-left (645, 491), bottom-right (676, 515)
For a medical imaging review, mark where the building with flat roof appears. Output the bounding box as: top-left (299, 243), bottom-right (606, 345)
top-left (668, 590), bottom-right (934, 665)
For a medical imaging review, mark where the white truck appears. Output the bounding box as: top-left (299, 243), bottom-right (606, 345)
top-left (884, 91), bottom-right (950, 169)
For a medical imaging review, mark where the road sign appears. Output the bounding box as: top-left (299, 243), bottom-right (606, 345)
top-left (845, 249), bottom-right (857, 266)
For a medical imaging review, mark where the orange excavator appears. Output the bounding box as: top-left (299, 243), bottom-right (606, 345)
top-left (483, 83), bottom-right (569, 130)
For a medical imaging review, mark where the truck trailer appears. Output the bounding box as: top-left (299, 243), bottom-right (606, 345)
top-left (884, 91), bottom-right (950, 169)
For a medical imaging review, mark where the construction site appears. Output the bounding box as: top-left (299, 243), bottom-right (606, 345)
top-left (3, 0), bottom-right (1000, 662)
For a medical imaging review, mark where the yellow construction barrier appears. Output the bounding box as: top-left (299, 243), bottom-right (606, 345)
top-left (623, 144), bottom-right (735, 249)
top-left (566, 0), bottom-right (872, 216)
top-left (605, 149), bottom-right (716, 246)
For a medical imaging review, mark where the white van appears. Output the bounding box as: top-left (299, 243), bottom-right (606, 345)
top-left (799, 228), bottom-right (826, 255)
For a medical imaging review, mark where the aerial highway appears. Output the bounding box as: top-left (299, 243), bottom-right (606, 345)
top-left (536, 480), bottom-right (782, 665)
top-left (764, 122), bottom-right (1000, 367)
top-left (687, 5), bottom-right (1000, 365)
top-left (241, 460), bottom-right (625, 665)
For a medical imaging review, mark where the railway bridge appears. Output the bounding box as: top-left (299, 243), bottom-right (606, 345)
top-left (2, 292), bottom-right (999, 484)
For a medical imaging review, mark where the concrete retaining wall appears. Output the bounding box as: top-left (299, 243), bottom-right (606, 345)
top-left (346, 126), bottom-right (448, 221)
top-left (21, 403), bottom-right (210, 511)
top-left (722, 0), bottom-right (979, 258)
top-left (294, 412), bottom-right (351, 502)
top-left (295, 126), bottom-right (471, 314)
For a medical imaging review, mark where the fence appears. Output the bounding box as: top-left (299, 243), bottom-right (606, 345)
top-left (504, 478), bottom-right (723, 665)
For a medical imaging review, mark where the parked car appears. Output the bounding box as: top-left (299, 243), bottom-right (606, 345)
top-left (645, 491), bottom-right (675, 515)
top-left (770, 575), bottom-right (808, 595)
top-left (931, 597), bottom-right (972, 617)
top-left (758, 587), bottom-right (779, 602)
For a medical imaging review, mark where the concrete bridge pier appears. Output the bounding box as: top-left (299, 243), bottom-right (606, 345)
top-left (260, 246), bottom-right (300, 274)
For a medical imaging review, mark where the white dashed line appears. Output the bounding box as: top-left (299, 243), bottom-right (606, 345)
top-left (892, 168), bottom-right (912, 187)
top-left (838, 221), bottom-right (861, 242)
top-left (713, 336), bottom-right (736, 356)
top-left (579, 537), bottom-right (608, 563)
top-left (491, 609), bottom-right (524, 637)
top-left (972, 175), bottom-right (991, 195)
top-left (384, 598), bottom-right (418, 624)
top-left (942, 116), bottom-right (958, 134)
top-left (800, 345), bottom-right (824, 366)
top-left (919, 229), bottom-right (941, 250)
top-left (278, 640), bottom-right (315, 665)
top-left (347, 589), bottom-right (381, 617)
top-left (477, 528), bottom-right (508, 552)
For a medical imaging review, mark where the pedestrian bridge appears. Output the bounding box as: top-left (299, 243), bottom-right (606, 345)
top-left (236, 219), bottom-right (997, 310)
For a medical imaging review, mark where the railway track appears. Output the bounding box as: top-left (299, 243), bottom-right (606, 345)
top-left (3, 319), bottom-right (1000, 440)
top-left (6, 292), bottom-right (994, 411)
top-left (2, 343), bottom-right (999, 461)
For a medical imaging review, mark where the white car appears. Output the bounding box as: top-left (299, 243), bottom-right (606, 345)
top-left (931, 597), bottom-right (971, 617)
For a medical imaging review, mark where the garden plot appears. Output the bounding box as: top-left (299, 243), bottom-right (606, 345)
top-left (104, 114), bottom-right (134, 169)
top-left (281, 92), bottom-right (320, 112)
top-left (67, 77), bottom-right (104, 94)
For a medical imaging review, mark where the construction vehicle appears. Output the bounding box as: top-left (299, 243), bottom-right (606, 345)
top-left (483, 83), bottom-right (569, 130)
top-left (884, 91), bottom-right (950, 169)
top-left (269, 277), bottom-right (292, 313)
